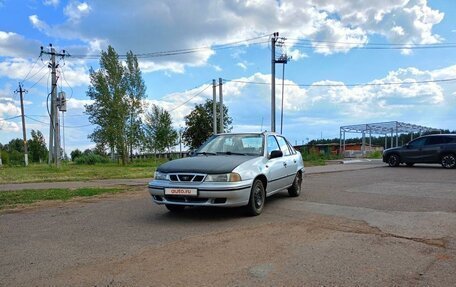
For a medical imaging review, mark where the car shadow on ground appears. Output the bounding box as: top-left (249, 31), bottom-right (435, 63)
top-left (393, 164), bottom-right (445, 169)
top-left (140, 191), bottom-right (297, 223)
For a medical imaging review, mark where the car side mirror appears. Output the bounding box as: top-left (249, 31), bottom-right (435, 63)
top-left (269, 150), bottom-right (283, 159)
top-left (187, 150), bottom-right (196, 157)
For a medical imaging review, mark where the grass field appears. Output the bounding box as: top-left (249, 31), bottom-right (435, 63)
top-left (0, 187), bottom-right (126, 209)
top-left (0, 158), bottom-right (167, 184)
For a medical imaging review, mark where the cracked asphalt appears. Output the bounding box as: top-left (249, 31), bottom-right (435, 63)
top-left (1, 163), bottom-right (455, 286)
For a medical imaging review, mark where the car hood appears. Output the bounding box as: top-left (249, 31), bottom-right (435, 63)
top-left (156, 155), bottom-right (260, 174)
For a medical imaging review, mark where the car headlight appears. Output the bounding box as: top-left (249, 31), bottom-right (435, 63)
top-left (154, 171), bottom-right (168, 180)
top-left (205, 172), bottom-right (241, 182)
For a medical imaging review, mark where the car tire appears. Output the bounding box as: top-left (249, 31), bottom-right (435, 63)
top-left (387, 154), bottom-right (400, 167)
top-left (165, 204), bottom-right (185, 212)
top-left (288, 172), bottom-right (302, 197)
top-left (246, 179), bottom-right (265, 216)
top-left (405, 162), bottom-right (414, 167)
top-left (441, 153), bottom-right (456, 169)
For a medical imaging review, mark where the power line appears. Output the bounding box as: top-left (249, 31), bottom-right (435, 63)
top-left (168, 84), bottom-right (212, 112)
top-left (21, 56), bottom-right (41, 83)
top-left (288, 38), bottom-right (456, 47)
top-left (223, 77), bottom-right (456, 87)
top-left (27, 69), bottom-right (50, 90)
top-left (70, 35), bottom-right (270, 59)
top-left (0, 115), bottom-right (21, 121)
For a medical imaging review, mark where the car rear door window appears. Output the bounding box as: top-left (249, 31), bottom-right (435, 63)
top-left (426, 136), bottom-right (446, 145)
top-left (409, 137), bottom-right (427, 148)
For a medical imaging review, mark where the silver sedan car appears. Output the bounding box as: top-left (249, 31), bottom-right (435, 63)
top-left (148, 132), bottom-right (305, 216)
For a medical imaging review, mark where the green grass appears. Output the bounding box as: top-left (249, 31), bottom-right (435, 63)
top-left (0, 158), bottom-right (167, 184)
top-left (301, 150), bottom-right (343, 166)
top-left (0, 187), bottom-right (125, 209)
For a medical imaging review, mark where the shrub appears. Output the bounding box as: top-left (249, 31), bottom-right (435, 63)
top-left (74, 153), bottom-right (110, 165)
top-left (70, 149), bottom-right (83, 161)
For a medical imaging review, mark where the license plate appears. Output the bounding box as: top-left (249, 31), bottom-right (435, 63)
top-left (165, 188), bottom-right (198, 197)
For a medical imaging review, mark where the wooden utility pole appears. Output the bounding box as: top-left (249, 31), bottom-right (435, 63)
top-left (212, 79), bottom-right (217, 135)
top-left (15, 83), bottom-right (28, 166)
top-left (219, 78), bottom-right (224, 133)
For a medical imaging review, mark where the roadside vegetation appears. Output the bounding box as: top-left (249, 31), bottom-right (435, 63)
top-left (0, 158), bottom-right (166, 184)
top-left (301, 148), bottom-right (343, 166)
top-left (0, 187), bottom-right (125, 209)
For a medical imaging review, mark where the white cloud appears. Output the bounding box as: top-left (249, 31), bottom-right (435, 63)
top-left (0, 31), bottom-right (42, 58)
top-left (23, 0), bottom-right (444, 73)
top-left (43, 0), bottom-right (59, 7)
top-left (237, 62), bottom-right (247, 70)
top-left (64, 1), bottom-right (91, 22)
top-left (66, 98), bottom-right (93, 109)
top-left (29, 15), bottom-right (50, 33)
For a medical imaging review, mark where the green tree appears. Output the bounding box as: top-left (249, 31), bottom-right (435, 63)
top-left (183, 99), bottom-right (232, 149)
top-left (125, 51), bottom-right (146, 160)
top-left (144, 104), bottom-right (178, 153)
top-left (70, 149), bottom-right (82, 161)
top-left (4, 138), bottom-right (24, 153)
top-left (85, 46), bottom-right (129, 164)
top-left (27, 130), bottom-right (48, 163)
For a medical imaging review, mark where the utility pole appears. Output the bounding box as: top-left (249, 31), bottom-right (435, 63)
top-left (212, 79), bottom-right (217, 135)
top-left (15, 83), bottom-right (29, 166)
top-left (271, 32), bottom-right (278, 132)
top-left (219, 78), bottom-right (224, 133)
top-left (40, 44), bottom-right (69, 167)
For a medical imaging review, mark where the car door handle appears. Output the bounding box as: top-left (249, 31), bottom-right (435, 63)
top-left (293, 159), bottom-right (297, 163)
top-left (283, 162), bottom-right (287, 167)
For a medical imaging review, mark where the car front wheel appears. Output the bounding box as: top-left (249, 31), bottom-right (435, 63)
top-left (288, 172), bottom-right (302, 197)
top-left (387, 154), bottom-right (400, 167)
top-left (441, 153), bottom-right (456, 169)
top-left (246, 179), bottom-right (265, 216)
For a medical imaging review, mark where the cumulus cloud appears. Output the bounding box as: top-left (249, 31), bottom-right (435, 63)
top-left (24, 0), bottom-right (443, 73)
top-left (0, 31), bottom-right (42, 58)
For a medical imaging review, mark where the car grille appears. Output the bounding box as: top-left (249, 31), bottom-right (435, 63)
top-left (169, 173), bottom-right (205, 182)
top-left (164, 196), bottom-right (209, 203)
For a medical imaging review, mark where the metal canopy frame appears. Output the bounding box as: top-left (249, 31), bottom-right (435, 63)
top-left (339, 121), bottom-right (441, 155)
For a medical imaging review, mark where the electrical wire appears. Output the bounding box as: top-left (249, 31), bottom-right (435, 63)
top-left (70, 35), bottom-right (270, 59)
top-left (27, 69), bottom-right (50, 90)
top-left (223, 77), bottom-right (456, 87)
top-left (21, 56), bottom-right (41, 83)
top-left (0, 115), bottom-right (21, 121)
top-left (168, 84), bottom-right (212, 112)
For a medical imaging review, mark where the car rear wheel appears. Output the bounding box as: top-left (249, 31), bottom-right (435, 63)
top-left (441, 153), bottom-right (456, 169)
top-left (288, 172), bottom-right (302, 197)
top-left (165, 204), bottom-right (185, 212)
top-left (245, 179), bottom-right (265, 216)
top-left (387, 154), bottom-right (400, 167)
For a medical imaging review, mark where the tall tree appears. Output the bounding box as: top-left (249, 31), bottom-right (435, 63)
top-left (183, 99), bottom-right (232, 149)
top-left (85, 46), bottom-right (129, 164)
top-left (125, 51), bottom-right (146, 160)
top-left (27, 130), bottom-right (48, 163)
top-left (144, 104), bottom-right (178, 153)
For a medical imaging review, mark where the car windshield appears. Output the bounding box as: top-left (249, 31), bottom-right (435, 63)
top-left (197, 134), bottom-right (264, 156)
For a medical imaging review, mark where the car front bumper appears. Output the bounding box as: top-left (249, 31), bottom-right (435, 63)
top-left (148, 179), bottom-right (254, 207)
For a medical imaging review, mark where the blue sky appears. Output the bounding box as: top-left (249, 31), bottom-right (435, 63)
top-left (1, 0), bottom-right (456, 152)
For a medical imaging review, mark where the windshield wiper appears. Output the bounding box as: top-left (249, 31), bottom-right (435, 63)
top-left (217, 151), bottom-right (247, 156)
top-left (195, 151), bottom-right (217, 156)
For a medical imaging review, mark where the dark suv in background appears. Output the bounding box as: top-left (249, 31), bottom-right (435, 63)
top-left (383, 134), bottom-right (456, 169)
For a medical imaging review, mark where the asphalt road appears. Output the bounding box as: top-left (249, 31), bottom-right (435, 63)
top-left (1, 164), bottom-right (455, 286)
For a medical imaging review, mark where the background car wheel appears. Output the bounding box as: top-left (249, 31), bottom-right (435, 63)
top-left (288, 172), bottom-right (302, 197)
top-left (246, 179), bottom-right (265, 216)
top-left (388, 154), bottom-right (400, 167)
top-left (405, 162), bottom-right (414, 167)
top-left (441, 153), bottom-right (456, 169)
top-left (165, 204), bottom-right (185, 212)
